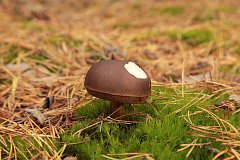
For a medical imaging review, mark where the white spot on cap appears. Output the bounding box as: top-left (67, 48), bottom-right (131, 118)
top-left (124, 62), bottom-right (148, 79)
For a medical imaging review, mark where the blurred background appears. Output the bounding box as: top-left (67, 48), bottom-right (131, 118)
top-left (0, 0), bottom-right (239, 83)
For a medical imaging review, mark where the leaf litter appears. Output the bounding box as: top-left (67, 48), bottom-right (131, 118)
top-left (0, 0), bottom-right (240, 159)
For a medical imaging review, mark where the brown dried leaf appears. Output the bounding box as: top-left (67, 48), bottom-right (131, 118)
top-left (0, 109), bottom-right (14, 119)
top-left (6, 63), bottom-right (31, 72)
top-left (143, 50), bottom-right (159, 60)
top-left (103, 45), bottom-right (125, 60)
top-left (24, 108), bottom-right (45, 125)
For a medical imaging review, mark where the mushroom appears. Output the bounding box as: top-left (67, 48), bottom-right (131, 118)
top-left (84, 60), bottom-right (151, 117)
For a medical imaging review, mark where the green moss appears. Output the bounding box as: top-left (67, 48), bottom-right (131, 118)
top-left (45, 35), bottom-right (82, 47)
top-left (112, 23), bottom-right (131, 30)
top-left (20, 20), bottom-right (43, 31)
top-left (0, 78), bottom-right (12, 84)
top-left (218, 6), bottom-right (237, 14)
top-left (88, 52), bottom-right (104, 62)
top-left (220, 64), bottom-right (240, 76)
top-left (76, 100), bottom-right (111, 119)
top-left (8, 46), bottom-right (19, 62)
top-left (29, 51), bottom-right (49, 60)
top-left (150, 6), bottom-right (184, 16)
top-left (60, 87), bottom-right (232, 159)
top-left (161, 6), bottom-right (185, 16)
top-left (169, 29), bottom-right (213, 45)
top-left (1, 44), bottom-right (33, 64)
top-left (131, 30), bottom-right (164, 42)
top-left (4, 45), bottom-right (19, 64)
top-left (192, 7), bottom-right (236, 23)
top-left (235, 44), bottom-right (240, 55)
top-left (131, 3), bottom-right (142, 10)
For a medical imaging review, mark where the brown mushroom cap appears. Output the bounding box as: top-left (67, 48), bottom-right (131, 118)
top-left (84, 60), bottom-right (151, 104)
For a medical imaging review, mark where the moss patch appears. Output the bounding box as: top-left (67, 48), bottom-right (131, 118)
top-left (168, 29), bottom-right (213, 46)
top-left (150, 6), bottom-right (184, 16)
top-left (60, 87), bottom-right (232, 159)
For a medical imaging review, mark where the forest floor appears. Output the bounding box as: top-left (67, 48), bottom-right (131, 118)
top-left (0, 0), bottom-right (240, 159)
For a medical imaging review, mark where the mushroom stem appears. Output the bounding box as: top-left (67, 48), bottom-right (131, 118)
top-left (111, 101), bottom-right (125, 117)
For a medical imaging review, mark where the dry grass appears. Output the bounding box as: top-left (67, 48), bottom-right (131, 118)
top-left (0, 0), bottom-right (240, 159)
top-left (178, 106), bottom-right (240, 160)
